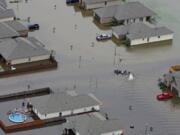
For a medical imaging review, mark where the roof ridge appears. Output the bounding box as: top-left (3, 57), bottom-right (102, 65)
top-left (1, 22), bottom-right (19, 35)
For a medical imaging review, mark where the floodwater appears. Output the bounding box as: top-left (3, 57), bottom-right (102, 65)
top-left (1, 0), bottom-right (180, 134)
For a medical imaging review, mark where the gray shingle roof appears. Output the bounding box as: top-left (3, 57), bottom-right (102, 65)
top-left (0, 21), bottom-right (19, 39)
top-left (0, 4), bottom-right (6, 11)
top-left (94, 2), bottom-right (155, 21)
top-left (4, 21), bottom-right (28, 32)
top-left (0, 9), bottom-right (15, 20)
top-left (112, 22), bottom-right (173, 40)
top-left (30, 91), bottom-right (101, 114)
top-left (0, 0), bottom-right (7, 9)
top-left (94, 5), bottom-right (118, 18)
top-left (114, 2), bottom-right (155, 21)
top-left (66, 113), bottom-right (123, 135)
top-left (0, 37), bottom-right (51, 61)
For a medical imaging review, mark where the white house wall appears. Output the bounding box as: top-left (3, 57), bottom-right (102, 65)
top-left (11, 54), bottom-right (50, 65)
top-left (38, 113), bottom-right (46, 119)
top-left (11, 58), bottom-right (29, 65)
top-left (73, 105), bottom-right (100, 114)
top-left (75, 132), bottom-right (80, 135)
top-left (46, 113), bottom-right (59, 119)
top-left (33, 105), bottom-right (100, 120)
top-left (73, 108), bottom-right (85, 114)
top-left (30, 55), bottom-right (50, 62)
top-left (149, 34), bottom-right (173, 43)
top-left (33, 108), bottom-right (46, 119)
top-left (130, 34), bottom-right (173, 46)
top-left (101, 130), bottom-right (123, 135)
top-left (62, 110), bottom-right (72, 116)
top-left (93, 105), bottom-right (100, 110)
top-left (0, 17), bottom-right (14, 22)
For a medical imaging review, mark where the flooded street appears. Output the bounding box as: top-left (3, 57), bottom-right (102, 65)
top-left (1, 0), bottom-right (180, 134)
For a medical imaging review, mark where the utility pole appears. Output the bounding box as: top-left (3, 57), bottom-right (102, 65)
top-left (89, 76), bottom-right (92, 88)
top-left (145, 123), bottom-right (149, 135)
top-left (95, 78), bottom-right (98, 89)
top-left (113, 46), bottom-right (117, 65)
top-left (78, 56), bottom-right (82, 68)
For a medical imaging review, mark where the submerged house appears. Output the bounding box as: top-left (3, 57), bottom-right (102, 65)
top-left (63, 112), bottom-right (124, 135)
top-left (30, 91), bottom-right (101, 120)
top-left (79, 0), bottom-right (121, 10)
top-left (94, 1), bottom-right (155, 25)
top-left (163, 72), bottom-right (180, 96)
top-left (112, 22), bottom-right (173, 46)
top-left (0, 37), bottom-right (52, 66)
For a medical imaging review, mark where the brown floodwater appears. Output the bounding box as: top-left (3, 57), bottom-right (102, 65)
top-left (1, 0), bottom-right (180, 134)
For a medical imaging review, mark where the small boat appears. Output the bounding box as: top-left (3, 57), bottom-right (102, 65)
top-left (128, 73), bottom-right (134, 80)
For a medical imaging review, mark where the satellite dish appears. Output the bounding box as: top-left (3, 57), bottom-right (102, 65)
top-left (128, 73), bottom-right (134, 81)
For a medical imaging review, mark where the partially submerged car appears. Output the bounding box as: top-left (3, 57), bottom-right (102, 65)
top-left (28, 24), bottom-right (40, 31)
top-left (157, 92), bottom-right (174, 101)
top-left (96, 33), bottom-right (112, 41)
